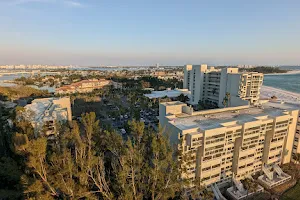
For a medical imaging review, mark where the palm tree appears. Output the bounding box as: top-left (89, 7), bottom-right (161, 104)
top-left (222, 98), bottom-right (228, 108)
top-left (188, 177), bottom-right (214, 200)
top-left (222, 92), bottom-right (231, 107)
top-left (226, 92), bottom-right (231, 107)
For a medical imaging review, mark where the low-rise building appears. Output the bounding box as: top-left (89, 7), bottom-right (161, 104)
top-left (24, 97), bottom-right (72, 137)
top-left (144, 88), bottom-right (191, 99)
top-left (159, 101), bottom-right (299, 188)
top-left (56, 79), bottom-right (111, 94)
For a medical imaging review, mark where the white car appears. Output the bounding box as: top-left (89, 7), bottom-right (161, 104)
top-left (124, 114), bottom-right (128, 119)
top-left (120, 128), bottom-right (126, 134)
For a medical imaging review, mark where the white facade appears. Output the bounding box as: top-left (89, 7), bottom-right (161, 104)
top-left (24, 97), bottom-right (72, 137)
top-left (144, 88), bottom-right (191, 99)
top-left (183, 64), bottom-right (263, 107)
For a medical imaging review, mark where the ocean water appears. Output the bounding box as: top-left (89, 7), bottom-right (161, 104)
top-left (0, 73), bottom-right (55, 92)
top-left (263, 73), bottom-right (300, 93)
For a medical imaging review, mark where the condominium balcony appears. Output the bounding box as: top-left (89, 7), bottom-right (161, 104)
top-left (202, 156), bottom-right (222, 167)
top-left (201, 167), bottom-right (221, 177)
top-left (270, 139), bottom-right (285, 148)
top-left (205, 140), bottom-right (225, 148)
top-left (239, 147), bottom-right (256, 157)
top-left (268, 149), bottom-right (282, 157)
top-left (243, 131), bottom-right (260, 139)
top-left (203, 82), bottom-right (220, 85)
top-left (266, 157), bottom-right (281, 165)
top-left (236, 165), bottom-right (253, 175)
top-left (202, 176), bottom-right (221, 187)
top-left (293, 149), bottom-right (298, 154)
top-left (238, 157), bottom-right (255, 167)
top-left (274, 125), bottom-right (289, 132)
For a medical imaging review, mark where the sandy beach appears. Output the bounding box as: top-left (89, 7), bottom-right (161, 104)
top-left (260, 85), bottom-right (300, 103)
top-left (264, 70), bottom-right (300, 76)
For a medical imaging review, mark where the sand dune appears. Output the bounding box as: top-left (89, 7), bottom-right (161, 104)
top-left (260, 85), bottom-right (300, 103)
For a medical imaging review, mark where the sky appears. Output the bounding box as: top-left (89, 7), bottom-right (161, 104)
top-left (0, 0), bottom-right (300, 66)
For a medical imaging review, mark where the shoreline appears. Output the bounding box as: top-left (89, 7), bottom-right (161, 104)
top-left (264, 70), bottom-right (300, 76)
top-left (260, 85), bottom-right (300, 103)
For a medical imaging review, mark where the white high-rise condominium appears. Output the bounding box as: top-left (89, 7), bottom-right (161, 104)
top-left (183, 64), bottom-right (264, 107)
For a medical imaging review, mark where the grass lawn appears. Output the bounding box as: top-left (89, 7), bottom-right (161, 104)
top-left (281, 182), bottom-right (300, 200)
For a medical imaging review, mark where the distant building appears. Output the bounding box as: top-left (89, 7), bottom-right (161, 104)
top-left (153, 71), bottom-right (166, 77)
top-left (144, 88), bottom-right (191, 99)
top-left (159, 100), bottom-right (298, 188)
top-left (56, 79), bottom-right (111, 94)
top-left (237, 64), bottom-right (254, 69)
top-left (24, 97), bottom-right (72, 137)
top-left (183, 64), bottom-right (264, 107)
top-left (112, 81), bottom-right (123, 89)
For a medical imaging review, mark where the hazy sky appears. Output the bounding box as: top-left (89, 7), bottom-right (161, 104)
top-left (0, 0), bottom-right (300, 66)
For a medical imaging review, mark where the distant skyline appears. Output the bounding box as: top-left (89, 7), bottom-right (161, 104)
top-left (0, 0), bottom-right (300, 66)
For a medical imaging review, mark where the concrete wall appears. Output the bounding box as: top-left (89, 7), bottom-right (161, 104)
top-left (183, 65), bottom-right (192, 89)
top-left (283, 110), bottom-right (299, 164)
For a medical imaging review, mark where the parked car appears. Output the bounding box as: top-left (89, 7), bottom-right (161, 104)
top-left (120, 128), bottom-right (126, 135)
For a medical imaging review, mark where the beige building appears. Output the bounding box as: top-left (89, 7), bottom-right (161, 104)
top-left (183, 64), bottom-right (263, 107)
top-left (56, 79), bottom-right (111, 94)
top-left (159, 101), bottom-right (299, 188)
top-left (272, 101), bottom-right (300, 162)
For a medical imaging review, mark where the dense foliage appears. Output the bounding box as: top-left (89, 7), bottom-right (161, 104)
top-left (112, 76), bottom-right (183, 90)
top-left (241, 66), bottom-right (288, 74)
top-left (0, 106), bottom-right (186, 199)
top-left (0, 86), bottom-right (49, 101)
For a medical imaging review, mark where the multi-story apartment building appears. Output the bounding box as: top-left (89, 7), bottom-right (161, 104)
top-left (159, 101), bottom-right (299, 187)
top-left (183, 64), bottom-right (263, 107)
top-left (56, 79), bottom-right (111, 94)
top-left (24, 97), bottom-right (72, 137)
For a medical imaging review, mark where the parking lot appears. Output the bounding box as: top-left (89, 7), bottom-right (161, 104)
top-left (139, 108), bottom-right (159, 131)
top-left (72, 90), bottom-right (160, 138)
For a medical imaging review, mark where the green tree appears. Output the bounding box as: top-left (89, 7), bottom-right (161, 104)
top-left (222, 92), bottom-right (231, 108)
top-left (241, 178), bottom-right (258, 199)
top-left (1, 107), bottom-right (186, 199)
top-left (0, 105), bottom-right (25, 199)
top-left (177, 94), bottom-right (190, 103)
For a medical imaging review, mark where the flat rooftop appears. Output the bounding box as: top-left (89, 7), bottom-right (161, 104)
top-left (144, 88), bottom-right (190, 99)
top-left (161, 101), bottom-right (187, 106)
top-left (25, 97), bottom-right (69, 122)
top-left (171, 101), bottom-right (300, 131)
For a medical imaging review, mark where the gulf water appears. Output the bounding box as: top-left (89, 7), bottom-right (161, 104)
top-left (264, 73), bottom-right (300, 93)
